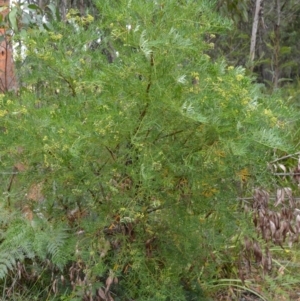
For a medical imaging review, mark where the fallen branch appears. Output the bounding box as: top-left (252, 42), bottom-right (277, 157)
top-left (269, 151), bottom-right (300, 164)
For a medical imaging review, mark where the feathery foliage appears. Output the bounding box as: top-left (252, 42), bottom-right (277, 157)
top-left (0, 0), bottom-right (297, 300)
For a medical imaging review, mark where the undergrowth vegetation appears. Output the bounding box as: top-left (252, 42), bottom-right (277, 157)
top-left (0, 0), bottom-right (300, 300)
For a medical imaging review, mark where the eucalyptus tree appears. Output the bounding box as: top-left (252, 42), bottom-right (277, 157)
top-left (0, 0), bottom-right (16, 92)
top-left (26, 0), bottom-right (96, 19)
top-left (215, 0), bottom-right (300, 89)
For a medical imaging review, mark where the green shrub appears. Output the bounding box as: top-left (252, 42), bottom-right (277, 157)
top-left (0, 0), bottom-right (296, 300)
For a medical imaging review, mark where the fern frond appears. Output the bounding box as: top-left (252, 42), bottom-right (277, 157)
top-left (46, 226), bottom-right (70, 269)
top-left (0, 214), bottom-right (72, 279)
top-left (0, 219), bottom-right (34, 279)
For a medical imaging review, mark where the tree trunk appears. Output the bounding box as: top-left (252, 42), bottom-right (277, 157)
top-left (79, 0), bottom-right (85, 16)
top-left (249, 0), bottom-right (262, 71)
top-left (0, 0), bottom-right (17, 93)
top-left (273, 0), bottom-right (281, 90)
top-left (60, 0), bottom-right (67, 21)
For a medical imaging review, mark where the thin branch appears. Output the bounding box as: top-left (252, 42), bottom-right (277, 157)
top-left (105, 146), bottom-right (116, 162)
top-left (46, 64), bottom-right (76, 97)
top-left (269, 151), bottom-right (300, 164)
top-left (272, 172), bottom-right (300, 176)
top-left (146, 52), bottom-right (154, 94)
top-left (153, 130), bottom-right (184, 143)
top-left (6, 167), bottom-right (18, 208)
top-left (280, 0), bottom-right (288, 12)
top-left (132, 52), bottom-right (154, 139)
top-left (147, 206), bottom-right (163, 214)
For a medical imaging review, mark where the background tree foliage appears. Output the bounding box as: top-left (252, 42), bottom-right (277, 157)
top-left (215, 0), bottom-right (300, 89)
top-left (0, 0), bottom-right (299, 300)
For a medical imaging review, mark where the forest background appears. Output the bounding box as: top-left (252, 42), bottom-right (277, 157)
top-left (0, 0), bottom-right (300, 300)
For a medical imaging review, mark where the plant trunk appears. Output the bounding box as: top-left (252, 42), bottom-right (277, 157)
top-left (0, 0), bottom-right (17, 93)
top-left (249, 0), bottom-right (263, 71)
